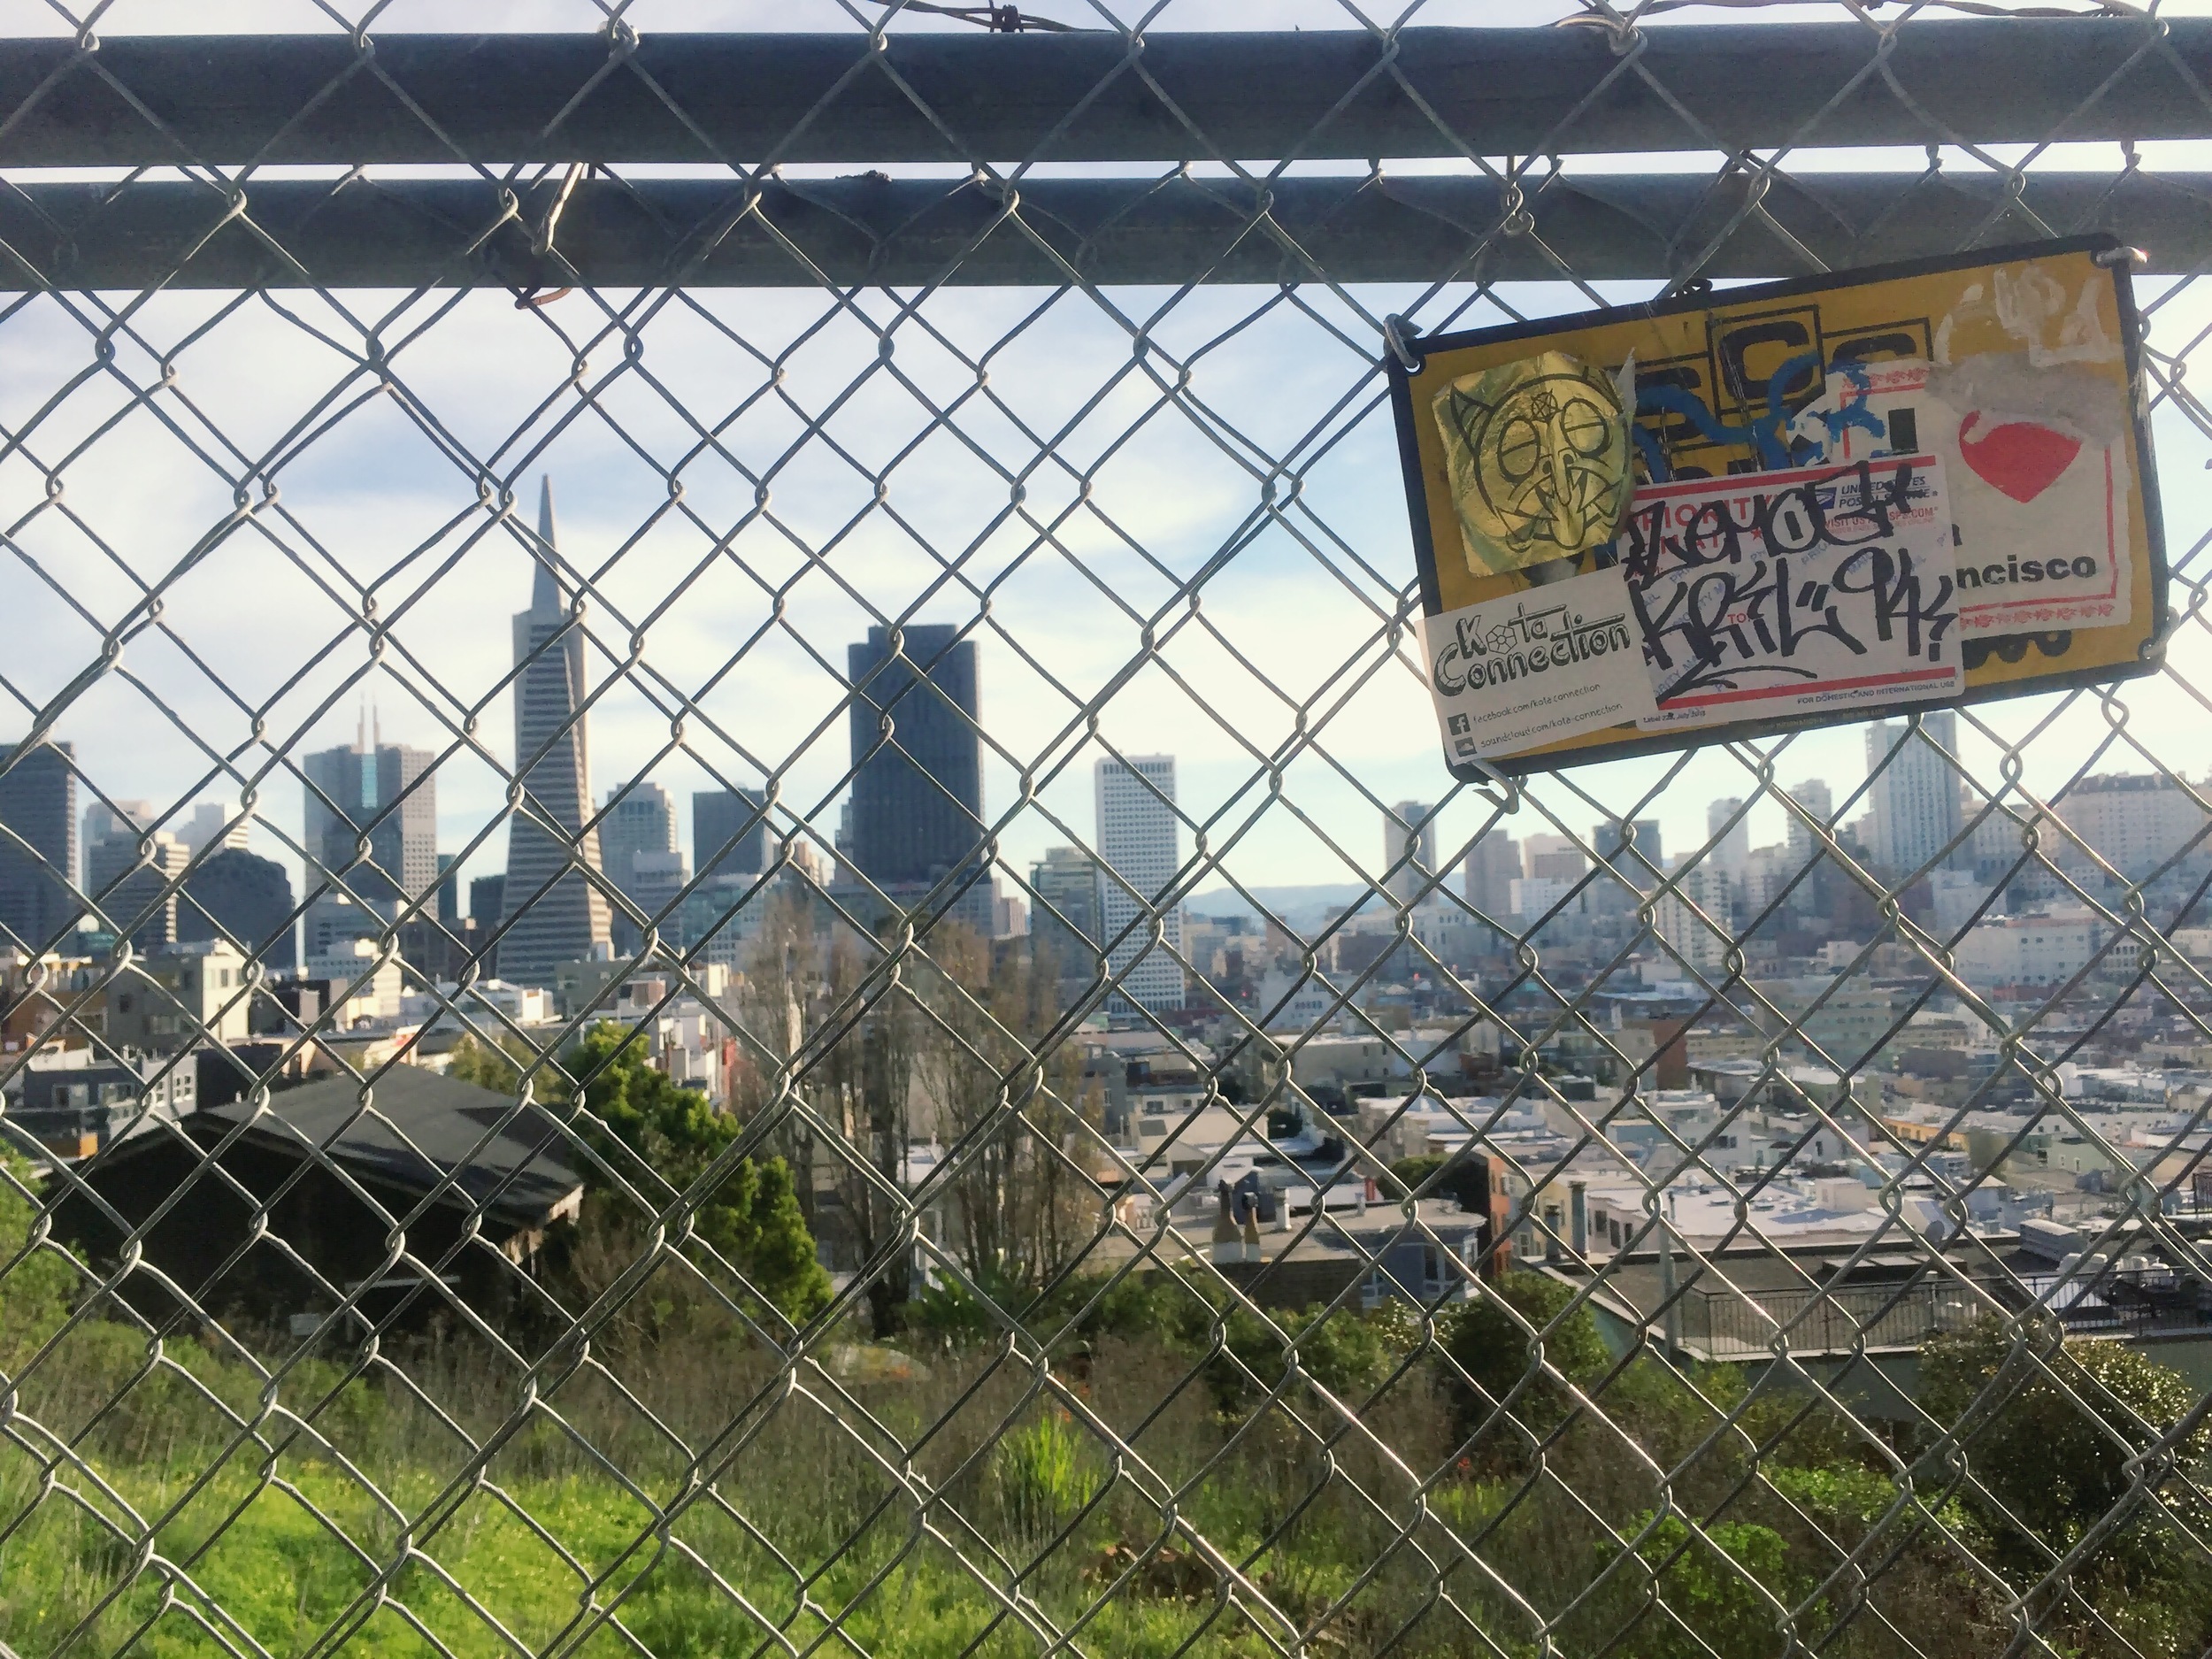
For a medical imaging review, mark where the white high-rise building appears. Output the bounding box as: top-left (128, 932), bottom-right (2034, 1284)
top-left (2054, 772), bottom-right (2210, 880)
top-left (1865, 711), bottom-right (1962, 876)
top-left (1383, 800), bottom-right (1439, 909)
top-left (1654, 856), bottom-right (1728, 979)
top-left (1707, 797), bottom-right (1749, 876)
top-left (1782, 779), bottom-right (1832, 915)
top-left (1784, 779), bottom-right (1832, 865)
top-left (1094, 756), bottom-right (1185, 1016)
top-left (182, 802), bottom-right (249, 856)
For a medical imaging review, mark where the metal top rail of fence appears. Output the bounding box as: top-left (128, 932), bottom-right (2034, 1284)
top-left (4, 3), bottom-right (2212, 1657)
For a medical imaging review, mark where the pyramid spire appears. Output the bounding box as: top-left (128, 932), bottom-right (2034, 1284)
top-left (531, 473), bottom-right (563, 616)
top-left (501, 468), bottom-right (611, 982)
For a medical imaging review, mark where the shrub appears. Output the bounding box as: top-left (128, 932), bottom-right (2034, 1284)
top-left (1918, 1316), bottom-right (2212, 1638)
top-left (1596, 1512), bottom-right (1803, 1659)
top-left (1441, 1271), bottom-right (1609, 1441)
top-left (0, 1152), bottom-right (76, 1364)
top-left (994, 1409), bottom-right (1102, 1547)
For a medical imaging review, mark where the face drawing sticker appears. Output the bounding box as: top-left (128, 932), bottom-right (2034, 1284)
top-left (1432, 350), bottom-right (1634, 578)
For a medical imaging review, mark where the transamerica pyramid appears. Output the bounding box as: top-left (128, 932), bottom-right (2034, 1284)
top-left (498, 476), bottom-right (611, 985)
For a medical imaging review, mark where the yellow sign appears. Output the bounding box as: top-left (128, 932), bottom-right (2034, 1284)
top-left (1390, 236), bottom-right (2168, 778)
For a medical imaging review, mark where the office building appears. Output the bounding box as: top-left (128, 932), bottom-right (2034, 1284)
top-left (624, 849), bottom-right (689, 941)
top-left (1463, 828), bottom-right (1520, 921)
top-left (0, 741), bottom-right (76, 950)
top-left (181, 802), bottom-right (247, 856)
top-left (83, 800), bottom-right (150, 871)
top-left (1383, 801), bottom-right (1439, 909)
top-left (602, 781), bottom-right (678, 883)
top-left (178, 848), bottom-right (297, 971)
top-left (845, 624), bottom-right (987, 928)
top-left (693, 787), bottom-right (766, 883)
top-left (469, 875), bottom-right (504, 930)
top-left (1030, 845), bottom-right (1102, 982)
top-left (1865, 711), bottom-right (1962, 876)
top-left (434, 854), bottom-right (459, 926)
top-left (499, 478), bottom-right (612, 985)
top-left (1589, 818), bottom-right (1663, 890)
top-left (1707, 797), bottom-right (1750, 875)
top-left (85, 823), bottom-right (186, 951)
top-left (598, 782), bottom-right (683, 953)
top-left (1095, 755), bottom-right (1185, 1016)
top-left (467, 873), bottom-right (504, 977)
top-left (302, 711), bottom-right (434, 964)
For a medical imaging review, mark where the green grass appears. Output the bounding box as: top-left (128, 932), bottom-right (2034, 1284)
top-left (1, 1447), bottom-right (1300, 1659)
top-left (2, 1259), bottom-right (2200, 1657)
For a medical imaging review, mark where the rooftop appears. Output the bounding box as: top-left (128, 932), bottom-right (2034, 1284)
top-left (202, 1068), bottom-right (581, 1232)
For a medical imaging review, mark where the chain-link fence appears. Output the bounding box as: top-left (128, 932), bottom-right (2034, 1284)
top-left (4, 3), bottom-right (2212, 1655)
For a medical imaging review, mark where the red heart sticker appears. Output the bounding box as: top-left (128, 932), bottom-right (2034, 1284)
top-left (1957, 411), bottom-right (2084, 503)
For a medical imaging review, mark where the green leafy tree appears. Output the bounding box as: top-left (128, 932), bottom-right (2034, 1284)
top-left (443, 1033), bottom-right (533, 1097)
top-left (569, 1022), bottom-right (830, 1324)
top-left (1443, 1270), bottom-right (1609, 1442)
top-left (1918, 1317), bottom-right (2212, 1642)
top-left (1386, 1151), bottom-right (1487, 1211)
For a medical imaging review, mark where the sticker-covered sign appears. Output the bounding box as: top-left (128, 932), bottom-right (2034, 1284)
top-left (1388, 236), bottom-right (2166, 779)
top-left (1620, 455), bottom-right (1962, 732)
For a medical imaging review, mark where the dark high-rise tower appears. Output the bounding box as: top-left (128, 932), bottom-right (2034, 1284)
top-left (0, 741), bottom-right (76, 950)
top-left (692, 787), bottom-right (765, 883)
top-left (845, 626), bottom-right (985, 923)
top-left (179, 849), bottom-right (297, 971)
top-left (499, 478), bottom-right (611, 985)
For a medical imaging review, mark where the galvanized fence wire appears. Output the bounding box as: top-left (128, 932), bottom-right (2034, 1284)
top-left (1, 0), bottom-right (2211, 1655)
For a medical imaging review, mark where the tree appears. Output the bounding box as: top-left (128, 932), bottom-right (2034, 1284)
top-left (1387, 1150), bottom-right (1487, 1211)
top-left (814, 926), bottom-right (920, 1338)
top-left (1443, 1270), bottom-right (1609, 1443)
top-left (443, 1032), bottom-right (534, 1097)
top-left (568, 1022), bottom-right (830, 1325)
top-left (910, 925), bottom-right (1102, 1291)
top-left (1918, 1317), bottom-right (2212, 1632)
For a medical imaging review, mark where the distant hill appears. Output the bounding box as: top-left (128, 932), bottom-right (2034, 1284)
top-left (1183, 882), bottom-right (1384, 929)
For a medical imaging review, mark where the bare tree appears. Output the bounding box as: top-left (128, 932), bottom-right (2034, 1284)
top-left (910, 926), bottom-right (1104, 1293)
top-left (819, 925), bottom-right (920, 1336)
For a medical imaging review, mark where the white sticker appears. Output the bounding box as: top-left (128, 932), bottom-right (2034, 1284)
top-left (1614, 455), bottom-right (1964, 733)
top-left (1423, 565), bottom-right (1659, 761)
top-left (1795, 357), bottom-right (2131, 634)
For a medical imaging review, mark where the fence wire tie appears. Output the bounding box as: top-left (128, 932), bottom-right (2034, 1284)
top-left (517, 162), bottom-right (587, 309)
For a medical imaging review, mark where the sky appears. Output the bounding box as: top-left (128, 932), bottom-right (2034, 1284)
top-left (2, 0), bottom-right (2208, 923)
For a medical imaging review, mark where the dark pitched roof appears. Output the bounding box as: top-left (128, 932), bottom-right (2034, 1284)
top-left (200, 1066), bottom-right (580, 1231)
